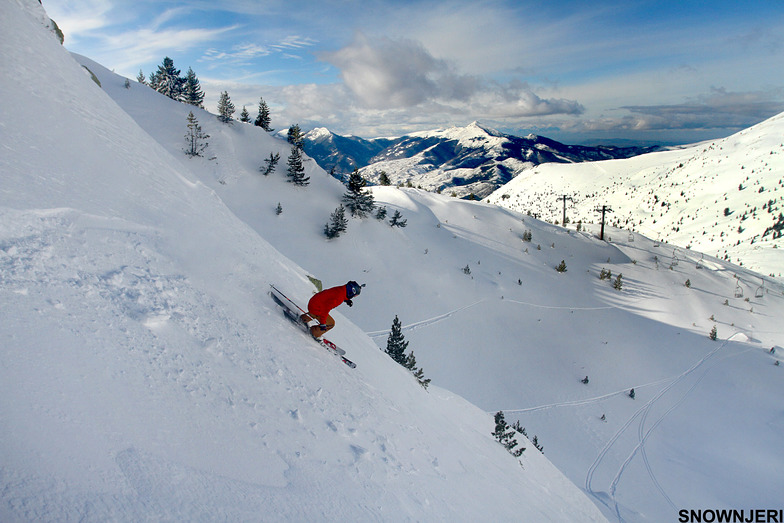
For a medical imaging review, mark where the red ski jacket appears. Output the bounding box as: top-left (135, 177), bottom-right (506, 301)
top-left (307, 285), bottom-right (349, 324)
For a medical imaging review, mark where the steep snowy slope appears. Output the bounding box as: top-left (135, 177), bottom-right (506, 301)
top-left (487, 117), bottom-right (784, 278)
top-left (52, 5), bottom-right (784, 522)
top-left (0, 1), bottom-right (607, 521)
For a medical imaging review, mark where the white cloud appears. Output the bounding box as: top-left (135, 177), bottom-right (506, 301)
top-left (320, 33), bottom-right (583, 120)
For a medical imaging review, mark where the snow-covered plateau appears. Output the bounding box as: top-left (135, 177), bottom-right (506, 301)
top-left (2, 1), bottom-right (783, 522)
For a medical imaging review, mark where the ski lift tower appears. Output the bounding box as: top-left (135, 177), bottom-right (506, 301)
top-left (595, 205), bottom-right (613, 241)
top-left (557, 195), bottom-right (574, 228)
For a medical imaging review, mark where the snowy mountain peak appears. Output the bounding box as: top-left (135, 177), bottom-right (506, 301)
top-left (304, 126), bottom-right (333, 142)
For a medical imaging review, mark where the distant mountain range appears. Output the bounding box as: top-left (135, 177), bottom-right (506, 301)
top-left (302, 122), bottom-right (659, 199)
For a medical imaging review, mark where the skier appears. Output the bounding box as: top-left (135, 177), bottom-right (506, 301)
top-left (301, 281), bottom-right (363, 339)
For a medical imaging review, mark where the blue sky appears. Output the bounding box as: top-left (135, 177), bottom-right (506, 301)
top-left (45, 0), bottom-right (784, 144)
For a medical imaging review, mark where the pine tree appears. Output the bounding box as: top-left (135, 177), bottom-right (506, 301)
top-left (150, 57), bottom-right (184, 101)
top-left (389, 210), bottom-right (407, 227)
top-left (183, 111), bottom-right (209, 157)
top-left (613, 273), bottom-right (623, 291)
top-left (217, 91), bottom-right (235, 123)
top-left (378, 171), bottom-right (391, 186)
top-left (239, 105), bottom-right (251, 123)
top-left (405, 351), bottom-right (431, 389)
top-left (375, 206), bottom-right (388, 221)
top-left (555, 260), bottom-right (567, 272)
top-left (286, 145), bottom-right (309, 186)
top-left (275, 203), bottom-right (283, 215)
top-left (324, 205), bottom-right (348, 239)
top-left (385, 315), bottom-right (409, 366)
top-left (136, 69), bottom-right (147, 85)
top-left (287, 124), bottom-right (303, 148)
top-left (254, 97), bottom-right (273, 131)
top-left (260, 152), bottom-right (280, 176)
top-left (492, 411), bottom-right (524, 456)
top-left (342, 169), bottom-right (376, 218)
top-left (182, 67), bottom-right (204, 107)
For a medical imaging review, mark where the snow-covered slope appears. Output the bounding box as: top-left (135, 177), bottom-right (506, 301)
top-left (0, 1), bottom-right (609, 521)
top-left (487, 119), bottom-right (784, 278)
top-left (71, 17), bottom-right (784, 523)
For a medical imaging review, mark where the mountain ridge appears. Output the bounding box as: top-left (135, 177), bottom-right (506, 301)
top-left (302, 122), bottom-right (659, 198)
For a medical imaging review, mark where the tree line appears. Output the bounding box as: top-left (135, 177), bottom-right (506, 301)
top-left (139, 57), bottom-right (273, 131)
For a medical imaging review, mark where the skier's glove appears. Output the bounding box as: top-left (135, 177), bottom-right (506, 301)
top-left (345, 299), bottom-right (353, 307)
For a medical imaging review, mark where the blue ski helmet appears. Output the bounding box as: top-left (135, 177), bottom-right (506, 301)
top-left (346, 281), bottom-right (362, 298)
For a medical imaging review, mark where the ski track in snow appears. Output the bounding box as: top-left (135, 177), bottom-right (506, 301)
top-left (585, 333), bottom-right (742, 522)
top-left (365, 299), bottom-right (487, 338)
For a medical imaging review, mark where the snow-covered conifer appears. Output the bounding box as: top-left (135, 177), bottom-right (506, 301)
top-left (286, 145), bottom-right (309, 186)
top-left (182, 67), bottom-right (204, 108)
top-left (324, 205), bottom-right (348, 239)
top-left (261, 152), bottom-right (280, 176)
top-left (255, 97), bottom-right (273, 131)
top-left (385, 315), bottom-right (408, 366)
top-left (217, 91), bottom-right (235, 123)
top-left (389, 210), bottom-right (407, 227)
top-left (183, 111), bottom-right (209, 157)
top-left (150, 57), bottom-right (184, 101)
top-left (342, 169), bottom-right (375, 218)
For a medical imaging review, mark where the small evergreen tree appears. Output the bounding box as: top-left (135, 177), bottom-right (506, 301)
top-left (404, 351), bottom-right (431, 389)
top-left (286, 145), bottom-right (310, 186)
top-left (136, 69), bottom-right (147, 85)
top-left (389, 210), bottom-right (407, 227)
top-left (613, 273), bottom-right (623, 291)
top-left (385, 315), bottom-right (408, 365)
top-left (275, 202), bottom-right (283, 215)
top-left (492, 411), bottom-right (525, 457)
top-left (239, 105), bottom-right (251, 123)
top-left (324, 205), bottom-right (348, 239)
top-left (378, 171), bottom-right (391, 186)
top-left (342, 169), bottom-right (375, 218)
top-left (709, 325), bottom-right (718, 341)
top-left (629, 388), bottom-right (636, 399)
top-left (375, 206), bottom-right (388, 221)
top-left (555, 260), bottom-right (567, 272)
top-left (150, 57), bottom-right (184, 101)
top-left (182, 67), bottom-right (204, 107)
top-left (522, 230), bottom-right (533, 242)
top-left (217, 91), bottom-right (235, 123)
top-left (183, 111), bottom-right (209, 157)
top-left (287, 124), bottom-right (304, 148)
top-left (260, 152), bottom-right (280, 176)
top-left (532, 435), bottom-right (543, 452)
top-left (254, 97), bottom-right (273, 131)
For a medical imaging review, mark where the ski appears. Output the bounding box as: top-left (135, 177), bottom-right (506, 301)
top-left (269, 285), bottom-right (356, 369)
